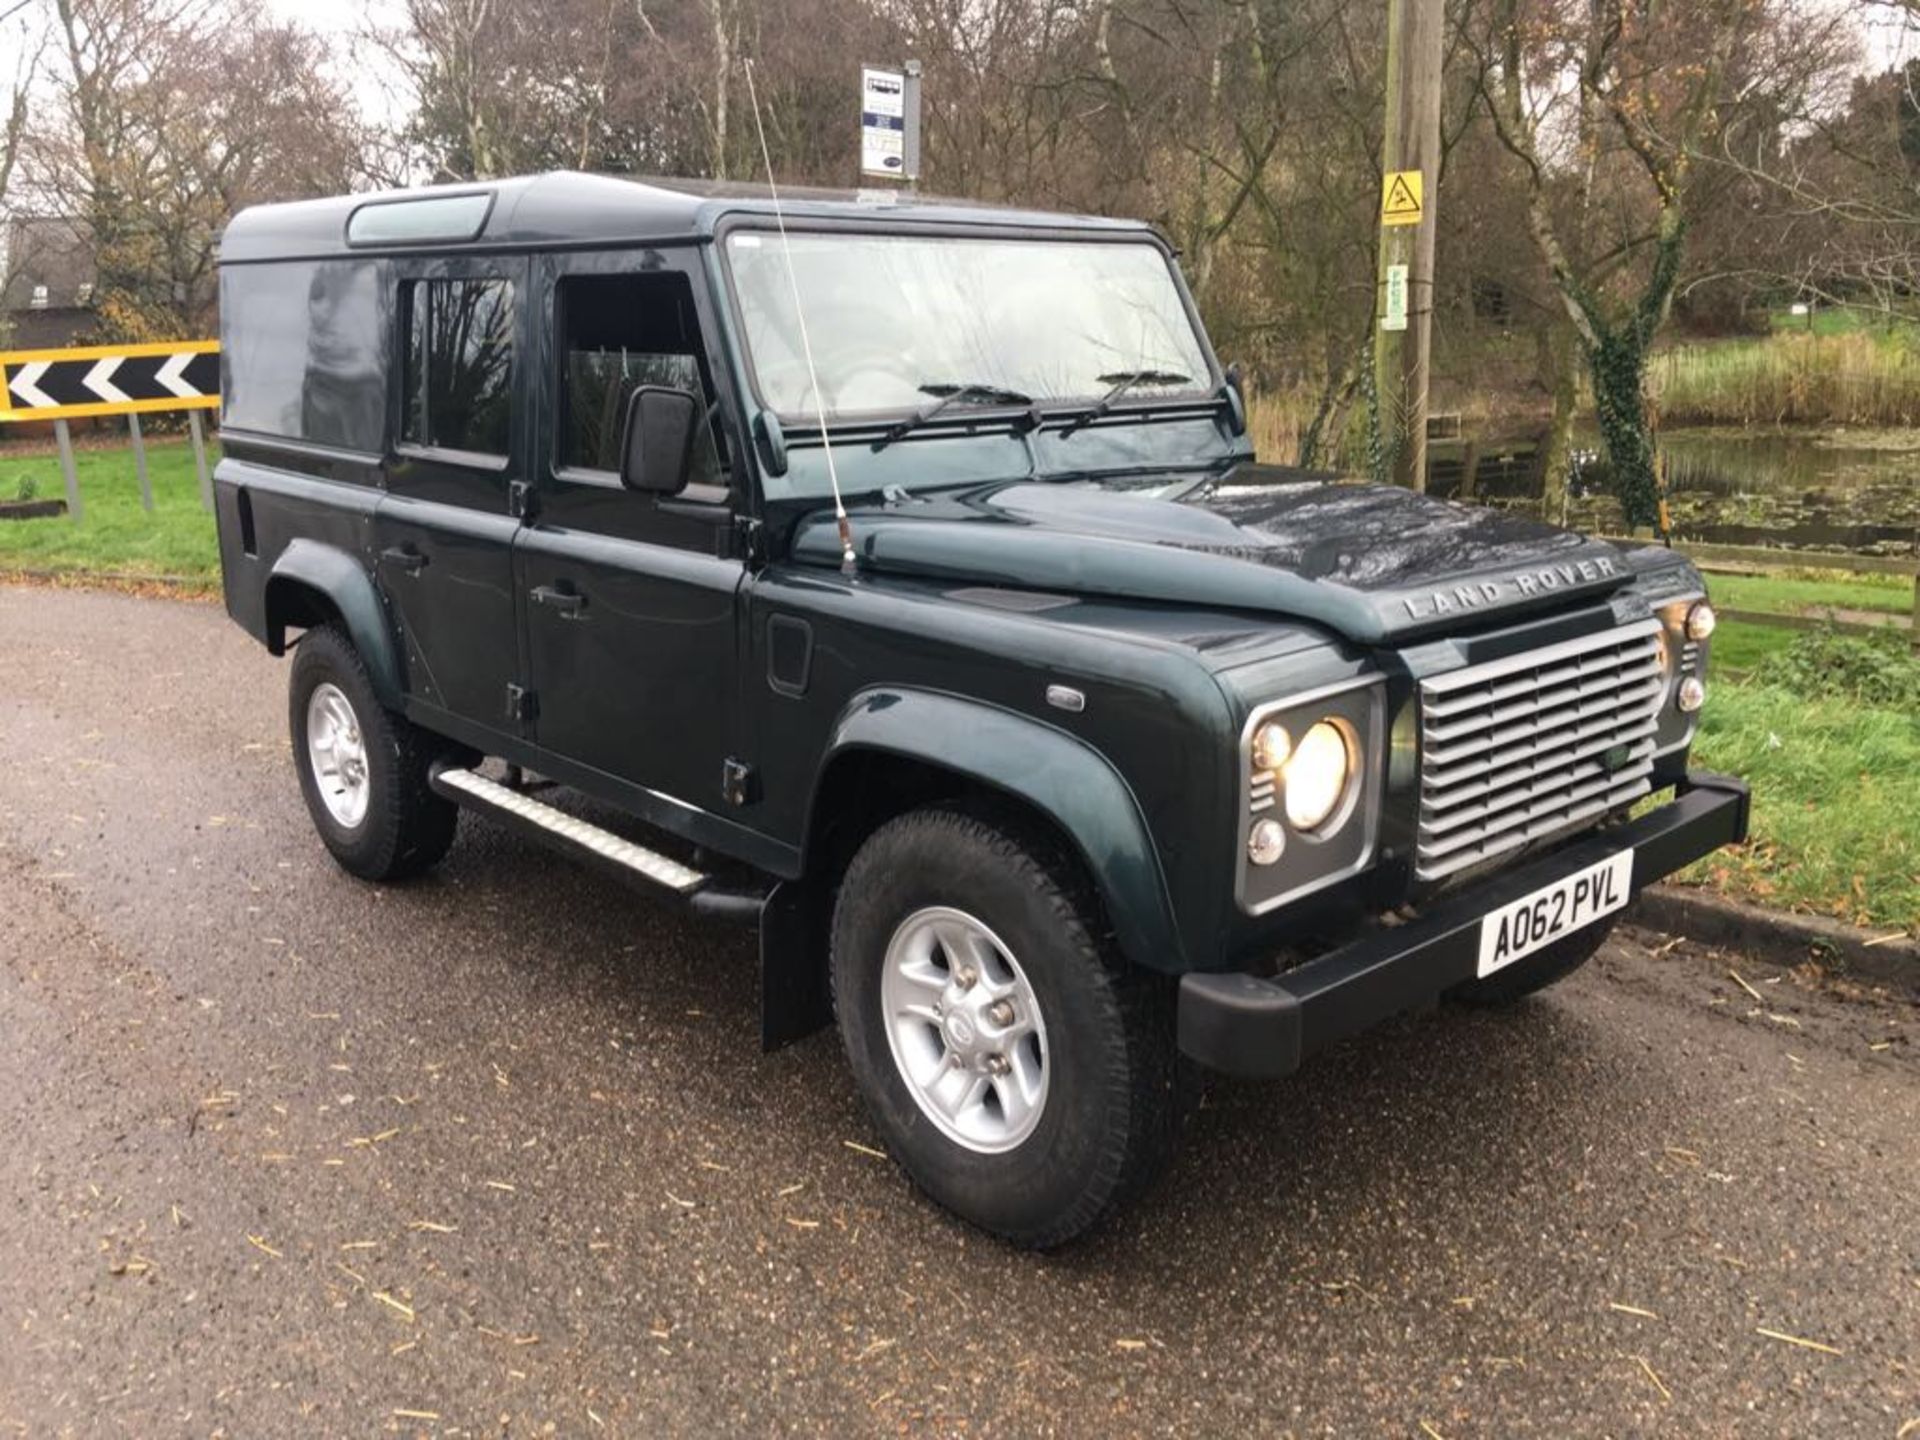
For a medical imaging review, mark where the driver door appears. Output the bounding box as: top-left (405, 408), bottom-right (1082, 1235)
top-left (515, 248), bottom-right (746, 816)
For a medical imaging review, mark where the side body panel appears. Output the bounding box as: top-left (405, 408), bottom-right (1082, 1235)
top-left (372, 254), bottom-right (531, 744)
top-left (823, 686), bottom-right (1185, 969)
top-left (739, 568), bottom-right (1253, 973)
top-left (214, 253), bottom-right (395, 690)
top-left (216, 452), bottom-right (383, 651)
top-left (513, 245), bottom-right (748, 811)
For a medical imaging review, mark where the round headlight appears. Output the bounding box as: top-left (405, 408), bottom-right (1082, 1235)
top-left (1678, 676), bottom-right (1707, 713)
top-left (1283, 719), bottom-right (1357, 833)
top-left (1252, 721), bottom-right (1292, 773)
top-left (1686, 601), bottom-right (1717, 642)
top-left (1247, 818), bottom-right (1285, 866)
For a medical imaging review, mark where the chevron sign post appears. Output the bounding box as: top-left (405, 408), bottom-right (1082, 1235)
top-left (0, 340), bottom-right (219, 420)
top-left (0, 340), bottom-right (220, 522)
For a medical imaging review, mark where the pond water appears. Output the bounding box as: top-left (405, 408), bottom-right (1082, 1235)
top-left (1430, 427), bottom-right (1920, 552)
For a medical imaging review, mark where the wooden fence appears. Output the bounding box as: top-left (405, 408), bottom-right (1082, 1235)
top-left (1601, 535), bottom-right (1920, 652)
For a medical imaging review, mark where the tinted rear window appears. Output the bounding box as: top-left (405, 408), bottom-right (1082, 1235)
top-left (220, 260), bottom-right (389, 452)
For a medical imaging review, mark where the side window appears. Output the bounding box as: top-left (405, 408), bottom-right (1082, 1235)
top-left (556, 272), bottom-right (726, 490)
top-left (402, 277), bottom-right (513, 457)
top-left (221, 259), bottom-right (387, 454)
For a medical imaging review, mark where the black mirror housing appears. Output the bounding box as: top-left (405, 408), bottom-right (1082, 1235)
top-left (619, 385), bottom-right (700, 495)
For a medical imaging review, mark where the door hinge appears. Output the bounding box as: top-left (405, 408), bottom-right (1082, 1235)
top-left (509, 480), bottom-right (537, 520)
top-left (722, 757), bottom-right (757, 807)
top-left (734, 514), bottom-right (766, 568)
top-left (506, 683), bottom-right (538, 727)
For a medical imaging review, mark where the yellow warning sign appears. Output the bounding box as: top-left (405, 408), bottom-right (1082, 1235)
top-left (1381, 169), bottom-right (1424, 227)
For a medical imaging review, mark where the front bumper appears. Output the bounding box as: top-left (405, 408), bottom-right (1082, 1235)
top-left (1178, 771), bottom-right (1750, 1078)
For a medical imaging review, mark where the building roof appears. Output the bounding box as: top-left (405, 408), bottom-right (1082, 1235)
top-left (4, 215), bottom-right (96, 311)
top-left (217, 170), bottom-right (1151, 264)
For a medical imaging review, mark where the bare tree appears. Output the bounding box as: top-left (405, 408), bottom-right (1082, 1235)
top-left (1473, 0), bottom-right (1848, 527)
top-left (30, 0), bottom-right (372, 338)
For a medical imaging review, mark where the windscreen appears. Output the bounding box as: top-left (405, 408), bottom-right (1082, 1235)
top-left (724, 231), bottom-right (1211, 419)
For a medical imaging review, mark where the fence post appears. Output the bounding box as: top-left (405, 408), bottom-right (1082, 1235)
top-left (53, 418), bottom-right (82, 523)
top-left (188, 410), bottom-right (212, 512)
top-left (1911, 532), bottom-right (1919, 655)
top-left (128, 413), bottom-right (153, 513)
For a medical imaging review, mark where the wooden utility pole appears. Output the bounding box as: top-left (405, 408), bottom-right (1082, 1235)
top-left (1373, 0), bottom-right (1444, 491)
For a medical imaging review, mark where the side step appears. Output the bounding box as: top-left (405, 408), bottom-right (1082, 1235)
top-left (431, 765), bottom-right (713, 898)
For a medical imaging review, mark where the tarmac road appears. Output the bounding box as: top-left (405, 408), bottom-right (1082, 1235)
top-left (0, 582), bottom-right (1915, 1438)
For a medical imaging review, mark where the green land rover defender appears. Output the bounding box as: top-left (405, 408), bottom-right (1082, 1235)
top-left (214, 172), bottom-right (1746, 1246)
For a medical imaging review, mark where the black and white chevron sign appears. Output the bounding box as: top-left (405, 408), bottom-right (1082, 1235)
top-left (0, 341), bottom-right (219, 421)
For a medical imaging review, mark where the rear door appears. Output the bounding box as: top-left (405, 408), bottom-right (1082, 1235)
top-left (373, 256), bottom-right (529, 739)
top-left (514, 248), bottom-right (746, 815)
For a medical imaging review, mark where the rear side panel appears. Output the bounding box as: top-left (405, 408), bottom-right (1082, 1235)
top-left (215, 257), bottom-right (392, 648)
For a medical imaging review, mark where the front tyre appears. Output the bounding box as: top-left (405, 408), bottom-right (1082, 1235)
top-left (831, 807), bottom-right (1189, 1248)
top-left (289, 624), bottom-right (459, 882)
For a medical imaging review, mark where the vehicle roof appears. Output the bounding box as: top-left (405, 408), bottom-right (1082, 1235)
top-left (218, 170), bottom-right (1153, 263)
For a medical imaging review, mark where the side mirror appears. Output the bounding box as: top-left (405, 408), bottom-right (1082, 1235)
top-left (618, 385), bottom-right (700, 495)
top-left (1220, 361), bottom-right (1247, 437)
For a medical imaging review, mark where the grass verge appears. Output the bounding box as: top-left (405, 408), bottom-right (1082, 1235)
top-left (0, 438), bottom-right (220, 589)
top-left (1709, 619), bottom-right (1797, 675)
top-left (1683, 682), bottom-right (1920, 935)
top-left (1709, 569), bottom-right (1913, 619)
top-left (1704, 571), bottom-right (1914, 675)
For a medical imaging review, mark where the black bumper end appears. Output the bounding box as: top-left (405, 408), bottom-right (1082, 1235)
top-left (1179, 771), bottom-right (1750, 1080)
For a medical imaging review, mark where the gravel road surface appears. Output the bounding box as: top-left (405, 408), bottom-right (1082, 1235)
top-left (0, 584), bottom-right (1914, 1437)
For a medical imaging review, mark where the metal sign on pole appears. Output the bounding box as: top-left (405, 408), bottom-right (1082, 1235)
top-left (0, 340), bottom-right (219, 422)
top-left (1383, 264), bottom-right (1410, 332)
top-left (0, 339), bottom-right (220, 521)
top-left (860, 62), bottom-right (920, 182)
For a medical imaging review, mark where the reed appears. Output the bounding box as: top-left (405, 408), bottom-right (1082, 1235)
top-left (1651, 332), bottom-right (1920, 428)
top-left (1245, 392), bottom-right (1306, 463)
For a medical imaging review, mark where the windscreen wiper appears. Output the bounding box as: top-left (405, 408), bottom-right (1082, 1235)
top-left (1058, 369), bottom-right (1194, 439)
top-left (872, 382), bottom-right (1037, 451)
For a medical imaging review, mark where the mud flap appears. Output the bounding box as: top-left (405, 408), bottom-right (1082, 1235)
top-left (760, 880), bottom-right (833, 1050)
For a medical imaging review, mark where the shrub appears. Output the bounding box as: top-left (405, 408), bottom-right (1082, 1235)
top-left (1749, 625), bottom-right (1920, 708)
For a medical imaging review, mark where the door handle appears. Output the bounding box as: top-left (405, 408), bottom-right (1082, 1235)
top-left (380, 545), bottom-right (427, 576)
top-left (530, 583), bottom-right (586, 619)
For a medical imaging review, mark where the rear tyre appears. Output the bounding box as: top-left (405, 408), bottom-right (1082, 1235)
top-left (289, 624), bottom-right (459, 881)
top-left (830, 806), bottom-right (1190, 1249)
top-left (1450, 919), bottom-right (1616, 1007)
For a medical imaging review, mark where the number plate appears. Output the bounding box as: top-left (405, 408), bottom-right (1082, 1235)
top-left (1476, 850), bottom-right (1634, 978)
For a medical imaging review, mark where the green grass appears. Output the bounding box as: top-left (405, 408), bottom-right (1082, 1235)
top-left (1710, 569), bottom-right (1913, 618)
top-left (0, 438), bottom-right (219, 587)
top-left (1683, 681), bottom-right (1920, 934)
top-left (1708, 618), bottom-right (1796, 674)
top-left (1766, 306), bottom-right (1917, 339)
top-left (1702, 571), bottom-right (1915, 675)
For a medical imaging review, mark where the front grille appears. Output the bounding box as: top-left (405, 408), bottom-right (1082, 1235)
top-left (1416, 619), bottom-right (1665, 881)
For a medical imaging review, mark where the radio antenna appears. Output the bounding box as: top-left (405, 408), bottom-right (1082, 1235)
top-left (742, 57), bottom-right (855, 574)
